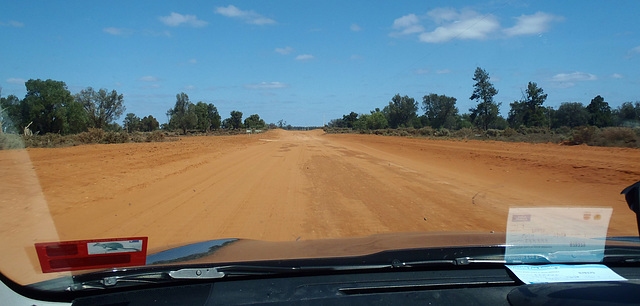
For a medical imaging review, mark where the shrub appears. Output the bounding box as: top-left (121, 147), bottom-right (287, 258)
top-left (435, 128), bottom-right (450, 137)
top-left (571, 126), bottom-right (598, 145)
top-left (453, 128), bottom-right (474, 139)
top-left (502, 128), bottom-right (518, 137)
top-left (145, 130), bottom-right (165, 142)
top-left (0, 133), bottom-right (25, 149)
top-left (418, 127), bottom-right (434, 136)
top-left (486, 129), bottom-right (502, 137)
top-left (593, 127), bottom-right (638, 148)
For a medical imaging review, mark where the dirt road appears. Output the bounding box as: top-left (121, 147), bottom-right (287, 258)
top-left (2, 129), bottom-right (640, 283)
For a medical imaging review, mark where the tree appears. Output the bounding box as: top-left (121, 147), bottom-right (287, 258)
top-left (469, 67), bottom-right (500, 130)
top-left (75, 87), bottom-right (125, 129)
top-left (167, 92), bottom-right (197, 133)
top-left (140, 115), bottom-right (159, 132)
top-left (507, 100), bottom-right (527, 128)
top-left (586, 95), bottom-right (612, 127)
top-left (123, 113), bottom-right (141, 132)
top-left (342, 112), bottom-right (359, 128)
top-left (383, 94), bottom-right (418, 128)
top-left (20, 79), bottom-right (88, 134)
top-left (422, 93), bottom-right (459, 129)
top-left (553, 102), bottom-right (589, 128)
top-left (193, 102), bottom-right (221, 131)
top-left (509, 82), bottom-right (547, 128)
top-left (244, 114), bottom-right (266, 129)
top-left (0, 94), bottom-right (21, 134)
top-left (224, 111), bottom-right (243, 129)
top-left (613, 102), bottom-right (640, 126)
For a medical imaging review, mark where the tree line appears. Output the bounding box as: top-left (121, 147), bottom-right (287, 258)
top-left (0, 79), bottom-right (267, 136)
top-left (329, 67), bottom-right (640, 131)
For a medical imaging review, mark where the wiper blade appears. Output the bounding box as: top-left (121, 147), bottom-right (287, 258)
top-left (68, 256), bottom-right (508, 290)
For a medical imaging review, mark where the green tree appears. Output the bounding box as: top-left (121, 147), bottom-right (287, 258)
top-left (613, 102), bottom-right (640, 126)
top-left (224, 110), bottom-right (244, 129)
top-left (507, 100), bottom-right (527, 128)
top-left (244, 114), bottom-right (266, 129)
top-left (342, 112), bottom-right (359, 128)
top-left (20, 79), bottom-right (88, 134)
top-left (75, 87), bottom-right (125, 129)
top-left (0, 94), bottom-right (21, 133)
top-left (469, 67), bottom-right (500, 130)
top-left (123, 113), bottom-right (141, 132)
top-left (193, 102), bottom-right (221, 131)
top-left (167, 92), bottom-right (197, 133)
top-left (366, 110), bottom-right (389, 129)
top-left (422, 93), bottom-right (459, 129)
top-left (140, 115), bottom-right (159, 132)
top-left (383, 94), bottom-right (418, 128)
top-left (586, 95), bottom-right (612, 127)
top-left (509, 82), bottom-right (547, 128)
top-left (553, 102), bottom-right (589, 128)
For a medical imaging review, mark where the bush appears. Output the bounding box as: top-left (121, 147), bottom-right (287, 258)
top-left (417, 127), bottom-right (434, 136)
top-left (593, 127), bottom-right (638, 148)
top-left (502, 127), bottom-right (518, 137)
top-left (435, 128), bottom-right (450, 137)
top-left (145, 130), bottom-right (165, 142)
top-left (571, 126), bottom-right (598, 145)
top-left (453, 128), bottom-right (474, 139)
top-left (0, 133), bottom-right (25, 149)
top-left (486, 129), bottom-right (502, 137)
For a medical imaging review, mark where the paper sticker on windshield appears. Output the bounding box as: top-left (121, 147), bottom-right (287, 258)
top-left (35, 237), bottom-right (148, 273)
top-left (87, 239), bottom-right (144, 254)
top-left (505, 207), bottom-right (612, 264)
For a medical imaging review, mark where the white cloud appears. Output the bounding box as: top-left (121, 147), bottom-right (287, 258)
top-left (142, 84), bottom-right (161, 89)
top-left (503, 12), bottom-right (564, 37)
top-left (350, 23), bottom-right (362, 32)
top-left (103, 27), bottom-right (133, 36)
top-left (427, 8), bottom-right (459, 24)
top-left (419, 11), bottom-right (500, 43)
top-left (414, 68), bottom-right (429, 75)
top-left (550, 72), bottom-right (597, 88)
top-left (295, 54), bottom-right (315, 61)
top-left (611, 73), bottom-right (624, 79)
top-left (626, 46), bottom-right (640, 58)
top-left (391, 14), bottom-right (425, 36)
top-left (188, 58), bottom-right (197, 64)
top-left (215, 5), bottom-right (276, 25)
top-left (275, 46), bottom-right (294, 55)
top-left (139, 76), bottom-right (160, 82)
top-left (6, 78), bottom-right (26, 84)
top-left (0, 20), bottom-right (24, 27)
top-left (158, 12), bottom-right (208, 27)
top-left (184, 85), bottom-right (196, 90)
top-left (350, 54), bottom-right (363, 60)
top-left (390, 8), bottom-right (562, 43)
top-left (244, 82), bottom-right (288, 89)
top-left (436, 69), bottom-right (451, 74)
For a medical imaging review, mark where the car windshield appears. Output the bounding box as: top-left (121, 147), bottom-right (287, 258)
top-left (1, 0), bottom-right (639, 290)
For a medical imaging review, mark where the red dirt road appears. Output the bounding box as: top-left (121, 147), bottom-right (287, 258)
top-left (1, 129), bottom-right (639, 283)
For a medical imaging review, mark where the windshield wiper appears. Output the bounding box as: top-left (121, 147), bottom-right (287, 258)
top-left (67, 257), bottom-right (506, 291)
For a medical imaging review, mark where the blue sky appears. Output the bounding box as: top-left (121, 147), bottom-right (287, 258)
top-left (1, 1), bottom-right (639, 126)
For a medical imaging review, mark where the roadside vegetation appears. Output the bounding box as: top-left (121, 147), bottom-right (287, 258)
top-left (326, 67), bottom-right (640, 148)
top-left (0, 79), bottom-right (270, 149)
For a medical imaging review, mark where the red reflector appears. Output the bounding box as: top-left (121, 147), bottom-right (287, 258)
top-left (35, 237), bottom-right (148, 273)
top-left (46, 244), bottom-right (78, 257)
top-left (49, 254), bottom-right (131, 269)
